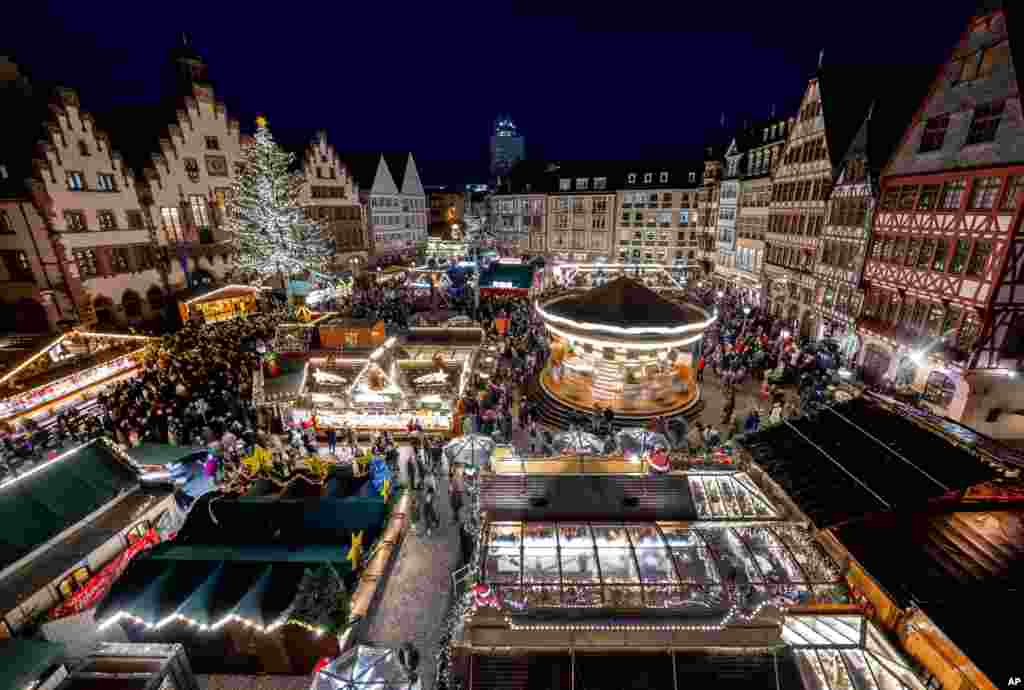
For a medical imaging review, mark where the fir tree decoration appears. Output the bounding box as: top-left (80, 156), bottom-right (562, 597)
top-left (286, 563), bottom-right (350, 634)
top-left (225, 116), bottom-right (334, 297)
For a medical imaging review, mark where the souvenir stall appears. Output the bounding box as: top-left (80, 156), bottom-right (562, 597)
top-left (177, 284), bottom-right (265, 324)
top-left (0, 331), bottom-right (157, 424)
top-left (319, 318), bottom-right (387, 350)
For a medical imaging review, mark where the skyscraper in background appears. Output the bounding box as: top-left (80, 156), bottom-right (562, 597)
top-left (489, 114), bottom-right (525, 180)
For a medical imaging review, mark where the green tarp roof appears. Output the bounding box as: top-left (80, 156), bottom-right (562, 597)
top-left (0, 443), bottom-right (138, 572)
top-left (0, 638), bottom-right (65, 690)
top-left (479, 263), bottom-right (534, 290)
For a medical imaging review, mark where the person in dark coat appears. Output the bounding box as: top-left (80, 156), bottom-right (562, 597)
top-left (326, 428), bottom-right (337, 455)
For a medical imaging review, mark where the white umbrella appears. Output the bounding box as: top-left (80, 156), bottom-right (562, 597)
top-left (552, 429), bottom-right (604, 455)
top-left (443, 434), bottom-right (496, 466)
top-left (616, 428), bottom-right (671, 456)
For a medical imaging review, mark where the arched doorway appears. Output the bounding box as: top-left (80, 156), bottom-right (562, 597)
top-left (800, 312), bottom-right (816, 340)
top-left (862, 345), bottom-right (892, 387)
top-left (147, 286), bottom-right (165, 312)
top-left (122, 290), bottom-right (143, 319)
top-left (93, 295), bottom-right (115, 326)
top-left (14, 298), bottom-right (48, 332)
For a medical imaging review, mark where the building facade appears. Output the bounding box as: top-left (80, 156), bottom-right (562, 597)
top-left (698, 145), bottom-right (723, 274)
top-left (737, 116), bottom-right (791, 304)
top-left (615, 162), bottom-right (702, 266)
top-left (300, 131), bottom-right (367, 275)
top-left (491, 192), bottom-right (544, 256)
top-left (714, 134), bottom-right (746, 283)
top-left (136, 46), bottom-right (240, 300)
top-left (489, 115), bottom-right (525, 179)
top-left (545, 164), bottom-right (617, 264)
top-left (349, 153), bottom-right (427, 267)
top-left (765, 75), bottom-right (834, 338)
top-left (857, 2), bottom-right (1024, 438)
top-left (13, 86), bottom-right (164, 330)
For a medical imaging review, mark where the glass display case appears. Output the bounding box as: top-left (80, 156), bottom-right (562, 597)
top-left (481, 522), bottom-right (847, 612)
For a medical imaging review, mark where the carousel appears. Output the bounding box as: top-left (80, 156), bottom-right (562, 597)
top-left (536, 276), bottom-right (714, 420)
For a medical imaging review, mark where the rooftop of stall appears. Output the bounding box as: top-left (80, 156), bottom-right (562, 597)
top-left (479, 262), bottom-right (534, 295)
top-left (176, 285), bottom-right (265, 324)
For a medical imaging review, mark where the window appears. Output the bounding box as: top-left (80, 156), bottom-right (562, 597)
top-left (891, 237), bottom-right (907, 264)
top-left (969, 176), bottom-right (1002, 210)
top-left (205, 136), bottom-right (220, 150)
top-left (905, 238), bottom-right (921, 266)
top-left (932, 238), bottom-right (949, 271)
top-left (576, 178), bottom-right (588, 190)
top-left (97, 210), bottom-right (117, 230)
top-left (1, 250), bottom-right (33, 280)
top-left (593, 198), bottom-right (608, 214)
top-left (917, 184), bottom-right (940, 210)
top-left (919, 115), bottom-right (950, 153)
top-left (966, 240), bottom-right (992, 276)
top-left (1001, 175), bottom-right (1024, 211)
top-left (184, 157), bottom-right (200, 183)
top-left (949, 238), bottom-right (970, 274)
top-left (644, 173), bottom-right (653, 183)
top-left (74, 249), bottom-right (97, 277)
top-left (64, 210), bottom-right (86, 231)
top-left (591, 217), bottom-right (607, 230)
top-left (112, 248), bottom-right (129, 272)
top-left (0, 210), bottom-right (12, 234)
top-left (66, 171), bottom-right (84, 191)
top-left (594, 177), bottom-right (607, 190)
top-left (917, 238), bottom-right (935, 269)
top-left (939, 178), bottom-right (966, 210)
top-left (660, 172), bottom-right (669, 183)
top-left (559, 178), bottom-right (571, 191)
top-left (689, 172), bottom-right (696, 183)
top-left (965, 101), bottom-right (1006, 147)
top-left (882, 188), bottom-right (900, 209)
top-left (627, 173), bottom-right (637, 184)
top-left (189, 195), bottom-right (210, 227)
top-left (898, 185), bottom-right (919, 210)
top-left (160, 207), bottom-right (183, 242)
top-left (96, 173), bottom-right (116, 191)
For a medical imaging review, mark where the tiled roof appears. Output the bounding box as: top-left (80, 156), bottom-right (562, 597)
top-left (544, 276), bottom-right (708, 329)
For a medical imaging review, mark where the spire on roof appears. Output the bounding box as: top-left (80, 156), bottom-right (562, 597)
top-left (818, 49), bottom-right (825, 69)
top-left (720, 112), bottom-right (726, 128)
top-left (866, 100), bottom-right (876, 122)
top-left (182, 32), bottom-right (190, 47)
top-left (770, 103), bottom-right (776, 118)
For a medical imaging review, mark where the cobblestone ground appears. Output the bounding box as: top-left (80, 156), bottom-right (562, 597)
top-left (363, 448), bottom-right (458, 690)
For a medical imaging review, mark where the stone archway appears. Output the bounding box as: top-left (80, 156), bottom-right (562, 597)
top-left (122, 290), bottom-right (143, 319)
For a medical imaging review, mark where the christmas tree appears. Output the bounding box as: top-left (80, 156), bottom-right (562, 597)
top-left (225, 116), bottom-right (334, 297)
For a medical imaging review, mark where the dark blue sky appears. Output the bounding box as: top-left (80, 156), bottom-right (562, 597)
top-left (6, 1), bottom-right (974, 185)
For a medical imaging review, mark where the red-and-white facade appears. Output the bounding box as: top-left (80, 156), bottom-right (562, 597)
top-left (858, 4), bottom-right (1024, 439)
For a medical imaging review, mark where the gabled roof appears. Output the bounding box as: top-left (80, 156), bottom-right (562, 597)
top-left (833, 507), bottom-right (1024, 687)
top-left (343, 152), bottom-right (421, 195)
top-left (399, 153), bottom-right (424, 195)
top-left (543, 276), bottom-right (707, 329)
top-left (0, 58), bottom-right (55, 197)
top-left (741, 397), bottom-right (997, 527)
top-left (0, 441), bottom-right (140, 574)
top-left (817, 64), bottom-right (883, 172)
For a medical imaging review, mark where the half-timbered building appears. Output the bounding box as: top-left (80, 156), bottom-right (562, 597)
top-left (697, 144), bottom-right (723, 276)
top-left (812, 76), bottom-right (930, 355)
top-left (857, 1), bottom-right (1024, 439)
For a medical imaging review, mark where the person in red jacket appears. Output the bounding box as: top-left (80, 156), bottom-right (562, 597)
top-left (696, 355), bottom-right (706, 383)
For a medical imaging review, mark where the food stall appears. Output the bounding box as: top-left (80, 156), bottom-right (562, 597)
top-left (176, 284), bottom-right (265, 324)
top-left (319, 318), bottom-right (386, 350)
top-left (293, 340), bottom-right (464, 435)
top-left (0, 330), bottom-right (157, 425)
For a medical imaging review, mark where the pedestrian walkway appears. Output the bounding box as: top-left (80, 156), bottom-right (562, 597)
top-left (363, 448), bottom-right (459, 690)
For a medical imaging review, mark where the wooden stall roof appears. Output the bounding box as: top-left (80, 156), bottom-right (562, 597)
top-left (740, 397), bottom-right (998, 528)
top-left (833, 507), bottom-right (1024, 687)
top-left (177, 284), bottom-right (265, 306)
top-left (479, 474), bottom-right (696, 522)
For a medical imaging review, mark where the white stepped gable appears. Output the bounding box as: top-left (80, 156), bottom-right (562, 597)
top-left (414, 371), bottom-right (448, 384)
top-left (313, 369), bottom-right (347, 385)
top-left (400, 153), bottom-right (424, 196)
top-left (371, 155), bottom-right (399, 195)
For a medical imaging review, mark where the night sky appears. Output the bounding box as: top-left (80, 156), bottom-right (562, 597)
top-left (6, 1), bottom-right (976, 185)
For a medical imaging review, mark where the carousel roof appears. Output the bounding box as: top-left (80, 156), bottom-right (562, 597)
top-left (541, 277), bottom-right (707, 330)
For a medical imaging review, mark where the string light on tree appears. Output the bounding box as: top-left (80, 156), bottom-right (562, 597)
top-left (225, 115), bottom-right (334, 298)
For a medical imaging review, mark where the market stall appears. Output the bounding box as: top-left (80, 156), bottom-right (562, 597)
top-left (319, 317), bottom-right (387, 350)
top-left (478, 261), bottom-right (534, 298)
top-left (176, 284), bottom-right (266, 324)
top-left (0, 331), bottom-right (157, 424)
